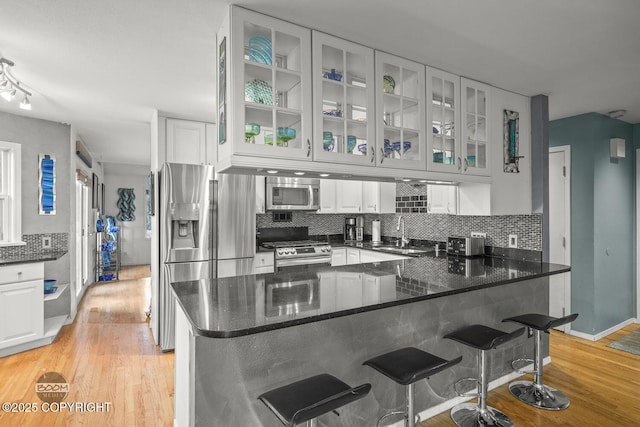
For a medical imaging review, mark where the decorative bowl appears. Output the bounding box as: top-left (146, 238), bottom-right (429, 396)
top-left (383, 75), bottom-right (395, 93)
top-left (44, 279), bottom-right (57, 292)
top-left (249, 36), bottom-right (272, 65)
top-left (277, 127), bottom-right (296, 141)
top-left (357, 143), bottom-right (367, 154)
top-left (245, 80), bottom-right (273, 105)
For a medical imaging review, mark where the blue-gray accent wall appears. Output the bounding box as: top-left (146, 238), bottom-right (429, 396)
top-left (550, 113), bottom-right (635, 335)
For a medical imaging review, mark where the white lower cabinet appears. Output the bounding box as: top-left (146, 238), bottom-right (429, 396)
top-left (253, 251), bottom-right (275, 274)
top-left (363, 273), bottom-right (397, 304)
top-left (0, 262), bottom-right (44, 350)
top-left (331, 248), bottom-right (347, 266)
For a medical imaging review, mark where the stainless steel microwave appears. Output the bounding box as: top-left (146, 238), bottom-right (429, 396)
top-left (266, 177), bottom-right (320, 211)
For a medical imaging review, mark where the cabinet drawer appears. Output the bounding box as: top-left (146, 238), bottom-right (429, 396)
top-left (254, 252), bottom-right (274, 267)
top-left (0, 262), bottom-right (44, 285)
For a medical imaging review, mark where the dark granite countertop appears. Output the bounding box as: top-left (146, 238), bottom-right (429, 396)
top-left (0, 251), bottom-right (68, 266)
top-left (171, 255), bottom-right (570, 339)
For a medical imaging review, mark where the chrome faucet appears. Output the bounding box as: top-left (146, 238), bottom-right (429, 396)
top-left (397, 216), bottom-right (410, 248)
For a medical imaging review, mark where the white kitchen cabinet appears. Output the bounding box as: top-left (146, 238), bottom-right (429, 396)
top-left (312, 31), bottom-right (376, 166)
top-left (363, 181), bottom-right (396, 213)
top-left (255, 176), bottom-right (266, 214)
top-left (427, 67), bottom-right (460, 173)
top-left (166, 119), bottom-right (208, 165)
top-left (346, 248), bottom-right (361, 265)
top-left (461, 78), bottom-right (491, 176)
top-left (218, 7), bottom-right (313, 163)
top-left (253, 251), bottom-right (274, 274)
top-left (426, 184), bottom-right (458, 214)
top-left (331, 248), bottom-right (347, 266)
top-left (336, 180), bottom-right (363, 213)
top-left (0, 263), bottom-right (44, 350)
top-left (318, 179), bottom-right (337, 213)
top-left (375, 51), bottom-right (426, 170)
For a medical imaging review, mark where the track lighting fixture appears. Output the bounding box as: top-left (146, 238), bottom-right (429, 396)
top-left (0, 57), bottom-right (33, 111)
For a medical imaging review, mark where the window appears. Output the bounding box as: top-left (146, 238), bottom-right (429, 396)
top-left (0, 141), bottom-right (22, 245)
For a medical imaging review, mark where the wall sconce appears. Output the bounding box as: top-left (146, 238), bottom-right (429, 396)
top-left (610, 138), bottom-right (625, 158)
top-left (0, 57), bottom-right (32, 111)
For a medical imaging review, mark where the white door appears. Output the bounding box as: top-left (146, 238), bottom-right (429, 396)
top-left (549, 146), bottom-right (571, 332)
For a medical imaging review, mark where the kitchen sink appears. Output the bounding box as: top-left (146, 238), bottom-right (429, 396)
top-left (371, 246), bottom-right (435, 256)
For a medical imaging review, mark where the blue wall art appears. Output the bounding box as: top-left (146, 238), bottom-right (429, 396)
top-left (117, 188), bottom-right (135, 222)
top-left (503, 109), bottom-right (521, 173)
top-left (39, 154), bottom-right (56, 215)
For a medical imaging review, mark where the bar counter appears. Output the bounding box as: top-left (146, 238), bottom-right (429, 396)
top-left (171, 255), bottom-right (570, 427)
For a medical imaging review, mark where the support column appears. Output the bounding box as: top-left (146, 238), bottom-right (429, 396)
top-left (531, 95), bottom-right (550, 261)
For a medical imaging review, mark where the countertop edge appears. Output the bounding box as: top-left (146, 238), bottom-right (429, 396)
top-left (176, 265), bottom-right (571, 339)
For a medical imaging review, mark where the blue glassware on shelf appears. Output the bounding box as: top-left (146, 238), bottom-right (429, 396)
top-left (347, 135), bottom-right (356, 153)
top-left (323, 131), bottom-right (334, 152)
top-left (323, 68), bottom-right (342, 81)
top-left (249, 36), bottom-right (272, 65)
top-left (357, 143), bottom-right (367, 154)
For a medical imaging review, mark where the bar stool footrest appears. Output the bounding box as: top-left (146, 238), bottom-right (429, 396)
top-left (450, 402), bottom-right (515, 427)
top-left (453, 378), bottom-right (480, 397)
top-left (511, 357), bottom-right (537, 375)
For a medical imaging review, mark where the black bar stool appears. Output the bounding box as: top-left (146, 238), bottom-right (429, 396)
top-left (444, 324), bottom-right (525, 427)
top-left (363, 347), bottom-right (462, 427)
top-left (502, 313), bottom-right (578, 410)
top-left (258, 373), bottom-right (371, 427)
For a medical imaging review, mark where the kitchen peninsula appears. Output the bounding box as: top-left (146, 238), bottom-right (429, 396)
top-left (171, 255), bottom-right (569, 426)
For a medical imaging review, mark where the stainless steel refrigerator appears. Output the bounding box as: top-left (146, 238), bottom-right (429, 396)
top-left (158, 163), bottom-right (255, 351)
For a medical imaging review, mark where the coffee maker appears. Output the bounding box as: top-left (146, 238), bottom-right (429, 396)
top-left (355, 216), bottom-right (364, 241)
top-left (344, 217), bottom-right (357, 241)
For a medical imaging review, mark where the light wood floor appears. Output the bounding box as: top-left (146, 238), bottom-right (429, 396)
top-left (1, 268), bottom-right (639, 426)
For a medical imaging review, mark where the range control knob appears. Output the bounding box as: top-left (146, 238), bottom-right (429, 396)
top-left (277, 249), bottom-right (284, 256)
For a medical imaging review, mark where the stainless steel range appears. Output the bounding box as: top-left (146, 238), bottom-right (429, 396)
top-left (258, 227), bottom-right (332, 271)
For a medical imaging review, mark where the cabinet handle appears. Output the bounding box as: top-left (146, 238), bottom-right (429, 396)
top-left (17, 271), bottom-right (23, 276)
top-left (463, 158), bottom-right (468, 172)
top-left (379, 147), bottom-right (384, 164)
top-left (457, 157), bottom-right (462, 171)
top-left (371, 148), bottom-right (375, 163)
top-left (427, 203), bottom-right (431, 212)
top-left (307, 139), bottom-right (311, 157)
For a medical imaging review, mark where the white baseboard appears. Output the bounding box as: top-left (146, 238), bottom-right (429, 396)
top-left (567, 318), bottom-right (637, 342)
top-left (388, 357), bottom-right (551, 427)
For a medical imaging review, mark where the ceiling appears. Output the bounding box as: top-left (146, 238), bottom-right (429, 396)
top-left (1, 0), bottom-right (639, 167)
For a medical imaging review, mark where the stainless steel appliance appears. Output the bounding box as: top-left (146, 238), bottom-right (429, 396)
top-left (344, 217), bottom-right (357, 241)
top-left (446, 236), bottom-right (485, 257)
top-left (259, 227), bottom-right (331, 271)
top-left (159, 163), bottom-right (255, 351)
top-left (355, 216), bottom-right (364, 241)
top-left (265, 177), bottom-right (319, 211)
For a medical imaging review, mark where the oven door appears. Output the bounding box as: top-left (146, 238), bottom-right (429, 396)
top-left (275, 255), bottom-right (332, 273)
top-left (266, 178), bottom-right (319, 211)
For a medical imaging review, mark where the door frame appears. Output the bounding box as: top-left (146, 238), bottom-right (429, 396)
top-left (636, 149), bottom-right (640, 322)
top-left (549, 145), bottom-right (571, 331)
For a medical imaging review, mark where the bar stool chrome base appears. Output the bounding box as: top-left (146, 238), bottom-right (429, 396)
top-left (450, 402), bottom-right (515, 427)
top-left (509, 380), bottom-right (570, 410)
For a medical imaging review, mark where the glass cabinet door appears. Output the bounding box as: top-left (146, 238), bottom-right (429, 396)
top-left (230, 8), bottom-right (312, 160)
top-left (312, 31), bottom-right (375, 165)
top-left (427, 68), bottom-right (460, 173)
top-left (375, 52), bottom-right (425, 170)
top-left (461, 78), bottom-right (491, 176)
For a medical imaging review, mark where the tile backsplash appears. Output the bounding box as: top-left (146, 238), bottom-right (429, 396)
top-left (0, 233), bottom-right (69, 258)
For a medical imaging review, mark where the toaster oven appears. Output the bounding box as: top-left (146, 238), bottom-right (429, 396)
top-left (446, 236), bottom-right (485, 257)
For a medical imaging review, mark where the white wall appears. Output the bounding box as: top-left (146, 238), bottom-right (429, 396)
top-left (103, 163), bottom-right (151, 266)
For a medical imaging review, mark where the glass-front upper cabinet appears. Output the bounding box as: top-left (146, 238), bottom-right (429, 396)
top-left (374, 52), bottom-right (425, 170)
top-left (312, 31), bottom-right (375, 165)
top-left (461, 78), bottom-right (491, 176)
top-left (225, 7), bottom-right (312, 160)
top-left (426, 67), bottom-right (460, 173)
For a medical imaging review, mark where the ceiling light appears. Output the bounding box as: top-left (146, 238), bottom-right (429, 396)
top-left (294, 172), bottom-right (305, 176)
top-left (402, 178), bottom-right (411, 182)
top-left (607, 110), bottom-right (627, 119)
top-left (0, 58), bottom-right (33, 111)
top-left (319, 173), bottom-right (330, 177)
top-left (266, 170), bottom-right (278, 174)
top-left (19, 94), bottom-right (31, 111)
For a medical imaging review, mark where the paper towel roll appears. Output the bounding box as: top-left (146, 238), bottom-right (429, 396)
top-left (372, 220), bottom-right (381, 243)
